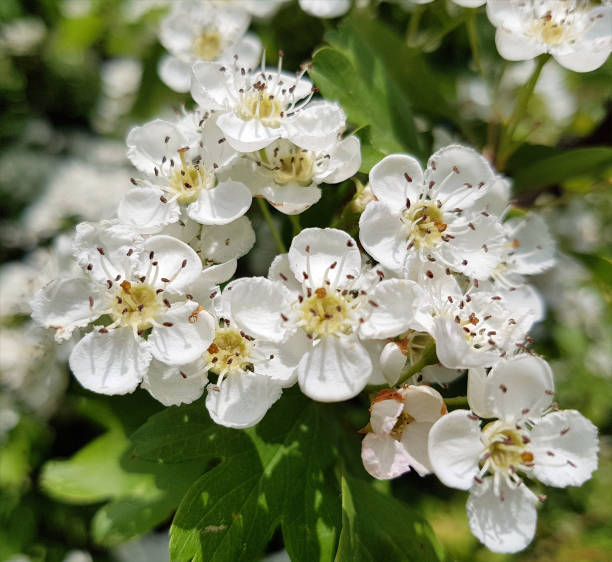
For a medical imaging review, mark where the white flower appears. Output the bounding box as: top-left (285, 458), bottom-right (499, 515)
top-left (486, 0), bottom-right (612, 72)
top-left (158, 1), bottom-right (261, 93)
top-left (120, 113), bottom-right (252, 231)
top-left (361, 385), bottom-right (446, 480)
top-left (228, 135), bottom-right (361, 215)
top-left (428, 355), bottom-right (599, 553)
top-left (31, 223), bottom-right (216, 395)
top-left (298, 0), bottom-right (350, 18)
top-left (190, 53), bottom-right (347, 152)
top-left (227, 228), bottom-right (428, 402)
top-left (359, 146), bottom-right (506, 280)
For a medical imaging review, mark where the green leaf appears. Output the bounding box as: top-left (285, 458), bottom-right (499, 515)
top-left (39, 395), bottom-right (204, 547)
top-left (335, 473), bottom-right (444, 562)
top-left (310, 46), bottom-right (422, 168)
top-left (129, 390), bottom-right (341, 561)
top-left (511, 147), bottom-right (612, 191)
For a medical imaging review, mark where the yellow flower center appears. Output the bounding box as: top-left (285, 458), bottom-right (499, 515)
top-left (405, 202), bottom-right (447, 248)
top-left (237, 90), bottom-right (283, 128)
top-left (482, 421), bottom-right (533, 472)
top-left (111, 281), bottom-right (160, 330)
top-left (297, 287), bottom-right (354, 339)
top-left (205, 327), bottom-right (252, 375)
top-left (529, 12), bottom-right (567, 46)
top-left (169, 148), bottom-right (214, 204)
top-left (274, 148), bottom-right (314, 186)
top-left (193, 30), bottom-right (224, 60)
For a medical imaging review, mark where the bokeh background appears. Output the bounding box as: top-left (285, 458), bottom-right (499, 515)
top-left (0, 1), bottom-right (610, 561)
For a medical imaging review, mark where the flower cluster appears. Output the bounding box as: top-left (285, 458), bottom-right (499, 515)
top-left (28, 0), bottom-right (603, 555)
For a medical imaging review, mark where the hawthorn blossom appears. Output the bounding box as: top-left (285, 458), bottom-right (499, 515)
top-left (486, 0), bottom-right (612, 72)
top-left (359, 146), bottom-right (506, 280)
top-left (227, 228), bottom-right (429, 402)
top-left (298, 0), bottom-right (350, 18)
top-left (428, 355), bottom-right (599, 553)
top-left (190, 53), bottom-right (347, 152)
top-left (228, 136), bottom-right (361, 215)
top-left (158, 1), bottom-right (261, 93)
top-left (120, 114), bottom-right (252, 231)
top-left (31, 222), bottom-right (215, 395)
top-left (361, 385), bottom-right (447, 480)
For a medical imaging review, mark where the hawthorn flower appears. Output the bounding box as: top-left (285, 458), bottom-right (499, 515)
top-left (359, 146), bottom-right (506, 280)
top-left (120, 114), bottom-right (252, 231)
top-left (229, 136), bottom-right (361, 215)
top-left (361, 385), bottom-right (447, 480)
top-left (31, 222), bottom-right (215, 395)
top-left (298, 0), bottom-right (350, 18)
top-left (190, 53), bottom-right (347, 152)
top-left (227, 228), bottom-right (428, 402)
top-left (486, 0), bottom-right (612, 72)
top-left (158, 1), bottom-right (261, 93)
top-left (428, 355), bottom-right (599, 553)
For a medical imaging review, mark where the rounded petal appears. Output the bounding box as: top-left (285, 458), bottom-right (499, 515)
top-left (467, 479), bottom-right (538, 554)
top-left (401, 385), bottom-right (445, 423)
top-left (319, 135), bottom-right (362, 184)
top-left (288, 227), bottom-right (361, 288)
top-left (31, 278), bottom-right (103, 341)
top-left (505, 213), bottom-right (556, 275)
top-left (530, 410), bottom-right (598, 488)
top-left (400, 421), bottom-right (435, 476)
top-left (148, 301), bottom-right (215, 365)
top-left (158, 55), bottom-right (192, 93)
top-left (231, 33), bottom-right (262, 69)
top-left (118, 187), bottom-right (180, 234)
top-left (370, 391), bottom-right (404, 435)
top-left (495, 28), bottom-right (544, 62)
top-left (369, 154), bottom-right (424, 209)
top-left (228, 277), bottom-right (293, 343)
top-left (217, 112), bottom-right (281, 152)
top-left (259, 184), bottom-right (322, 216)
top-left (486, 355), bottom-right (554, 421)
top-left (554, 46), bottom-right (612, 73)
top-left (268, 253), bottom-right (302, 294)
top-left (126, 119), bottom-right (186, 174)
top-left (142, 358), bottom-right (207, 406)
top-left (196, 216), bottom-right (256, 263)
top-left (284, 101), bottom-right (346, 152)
top-left (380, 342), bottom-right (406, 386)
top-left (190, 61), bottom-right (229, 110)
top-left (253, 330), bottom-right (309, 386)
top-left (358, 202), bottom-right (406, 274)
top-left (142, 235), bottom-right (203, 292)
top-left (298, 0), bottom-right (350, 18)
top-left (206, 373), bottom-right (282, 429)
top-left (428, 409), bottom-right (482, 490)
top-left (467, 367), bottom-right (496, 419)
top-left (187, 181), bottom-right (252, 226)
top-left (359, 279), bottom-right (426, 339)
top-left (69, 328), bottom-right (151, 395)
top-left (297, 335), bottom-right (371, 402)
top-left (361, 433), bottom-right (415, 480)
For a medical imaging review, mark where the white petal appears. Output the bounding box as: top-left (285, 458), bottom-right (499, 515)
top-left (319, 135), bottom-right (362, 185)
top-left (142, 358), bottom-right (207, 406)
top-left (69, 328), bottom-right (151, 395)
top-left (284, 101), bottom-right (346, 152)
top-left (288, 227), bottom-right (361, 288)
top-left (200, 260), bottom-right (237, 286)
top-left (158, 55), bottom-right (192, 93)
top-left (187, 181), bottom-right (252, 225)
top-left (428, 409), bottom-right (482, 490)
top-left (485, 355), bottom-right (554, 421)
top-left (196, 216), bottom-right (256, 264)
top-left (297, 335), bottom-right (371, 402)
top-left (190, 61), bottom-right (229, 110)
top-left (467, 367), bottom-right (496, 419)
top-left (230, 33), bottom-right (262, 69)
top-left (400, 421), bottom-right (435, 476)
top-left (505, 213), bottom-right (556, 275)
top-left (380, 342), bottom-right (406, 386)
top-left (358, 202), bottom-right (407, 274)
top-left (142, 235), bottom-right (203, 292)
top-left (467, 479), bottom-right (538, 554)
top-left (268, 253), bottom-right (302, 294)
top-left (148, 301), bottom-right (215, 365)
top-left (495, 28), bottom-right (544, 62)
top-left (217, 112), bottom-right (281, 152)
top-left (258, 185), bottom-right (322, 216)
top-left (228, 277), bottom-right (293, 343)
top-left (117, 187), bottom-right (180, 234)
top-left (206, 373), bottom-right (282, 429)
top-left (31, 278), bottom-right (102, 342)
top-left (361, 433), bottom-right (415, 480)
top-left (126, 119), bottom-right (186, 174)
top-left (370, 390), bottom-right (404, 435)
top-left (554, 46), bottom-right (612, 73)
top-left (418, 364), bottom-right (463, 387)
top-left (530, 410), bottom-right (599, 488)
top-left (369, 154), bottom-right (424, 209)
top-left (359, 279), bottom-right (427, 339)
top-left (401, 385), bottom-right (445, 423)
top-left (252, 330), bottom-right (309, 386)
top-left (298, 0), bottom-right (350, 18)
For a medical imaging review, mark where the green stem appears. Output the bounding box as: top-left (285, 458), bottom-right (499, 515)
top-left (407, 5), bottom-right (424, 45)
top-left (289, 214), bottom-right (301, 237)
top-left (496, 54), bottom-right (550, 170)
top-left (445, 396), bottom-right (469, 410)
top-left (466, 10), bottom-right (482, 75)
top-left (257, 198), bottom-right (286, 253)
